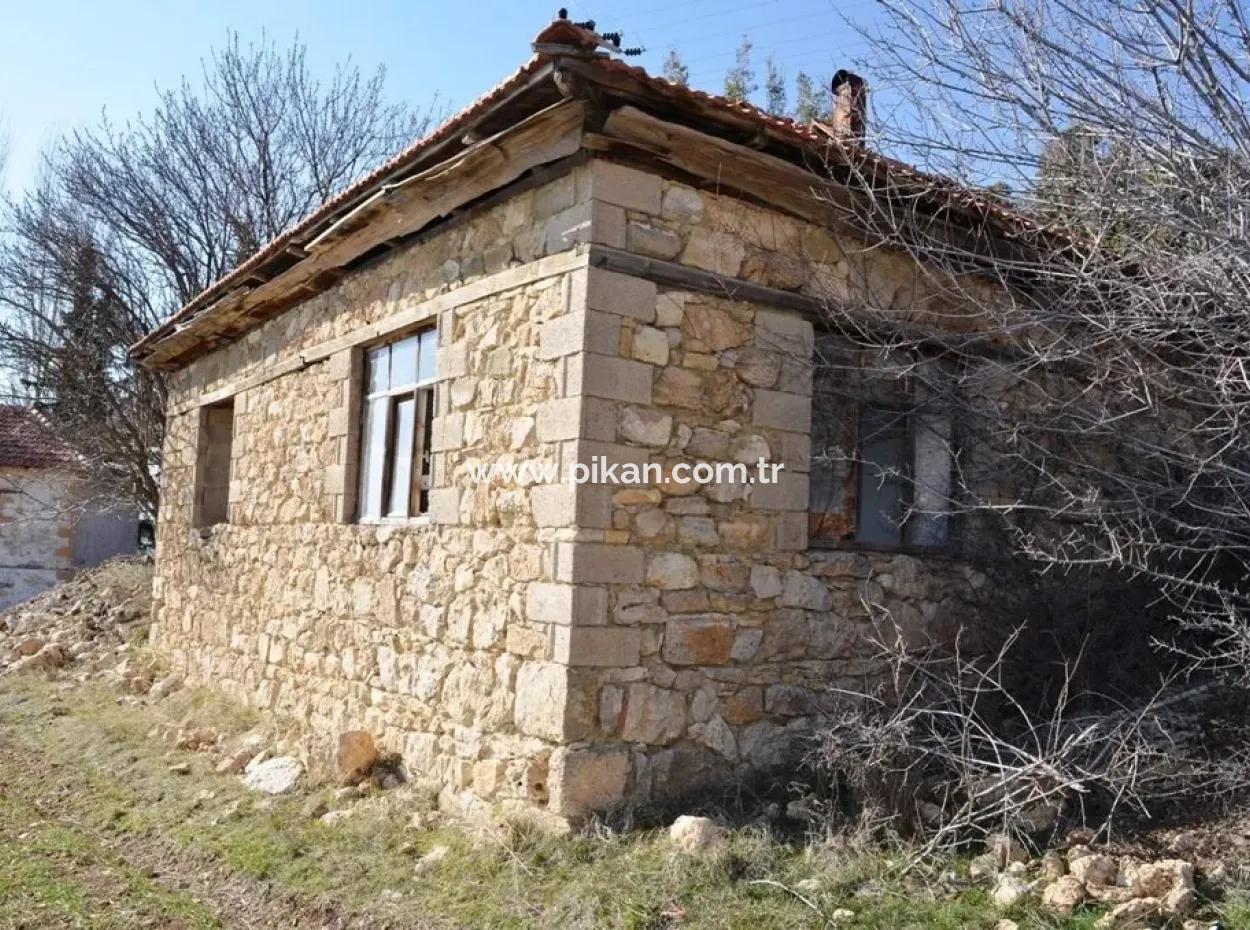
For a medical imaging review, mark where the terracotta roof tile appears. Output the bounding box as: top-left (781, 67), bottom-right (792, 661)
top-left (133, 17), bottom-right (1067, 364)
top-left (0, 406), bottom-right (80, 470)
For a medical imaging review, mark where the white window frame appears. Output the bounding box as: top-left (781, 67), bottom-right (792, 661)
top-left (357, 328), bottom-right (437, 524)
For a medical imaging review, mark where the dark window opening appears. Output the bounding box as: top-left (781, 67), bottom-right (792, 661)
top-left (195, 398), bottom-right (235, 528)
top-left (809, 337), bottom-right (954, 550)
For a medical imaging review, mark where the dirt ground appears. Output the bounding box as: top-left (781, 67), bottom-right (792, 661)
top-left (1, 563), bottom-right (1248, 929)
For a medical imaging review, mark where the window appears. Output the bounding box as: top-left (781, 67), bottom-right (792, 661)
top-left (358, 329), bottom-right (437, 521)
top-left (809, 337), bottom-right (954, 549)
top-left (194, 398), bottom-right (235, 527)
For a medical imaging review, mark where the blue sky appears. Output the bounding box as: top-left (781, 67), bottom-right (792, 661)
top-left (0, 0), bottom-right (890, 196)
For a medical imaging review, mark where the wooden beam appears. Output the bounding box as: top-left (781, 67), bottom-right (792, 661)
top-left (143, 98), bottom-right (588, 370)
top-left (587, 244), bottom-right (1017, 358)
top-left (168, 248), bottom-right (590, 415)
top-left (599, 105), bottom-right (856, 228)
top-left (597, 105), bottom-right (1041, 274)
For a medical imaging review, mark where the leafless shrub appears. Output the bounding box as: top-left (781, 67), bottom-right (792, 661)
top-left (794, 0), bottom-right (1250, 679)
top-left (817, 623), bottom-right (1250, 858)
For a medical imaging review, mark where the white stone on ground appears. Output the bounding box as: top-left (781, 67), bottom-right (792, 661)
top-left (668, 815), bottom-right (724, 853)
top-left (241, 755), bottom-right (302, 794)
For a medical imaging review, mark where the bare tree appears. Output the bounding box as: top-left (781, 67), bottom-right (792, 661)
top-left (0, 33), bottom-right (435, 513)
top-left (795, 0), bottom-right (1250, 833)
top-left (810, 0), bottom-right (1250, 679)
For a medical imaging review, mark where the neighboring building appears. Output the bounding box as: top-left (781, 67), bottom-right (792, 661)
top-left (0, 405), bottom-right (141, 611)
top-left (133, 18), bottom-right (1039, 819)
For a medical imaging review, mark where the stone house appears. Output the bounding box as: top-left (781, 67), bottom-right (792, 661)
top-left (133, 18), bottom-right (1030, 819)
top-left (0, 405), bottom-right (141, 610)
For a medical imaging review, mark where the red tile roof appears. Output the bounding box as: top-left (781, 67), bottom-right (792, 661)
top-left (133, 16), bottom-right (1065, 366)
top-left (0, 406), bottom-right (81, 471)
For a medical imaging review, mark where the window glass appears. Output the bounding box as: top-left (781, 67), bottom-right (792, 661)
top-left (854, 406), bottom-right (907, 546)
top-left (387, 396), bottom-right (416, 517)
top-left (360, 396), bottom-right (389, 520)
top-left (390, 336), bottom-right (419, 389)
top-left (366, 346), bottom-right (390, 394)
top-left (417, 329), bottom-right (438, 384)
top-left (905, 412), bottom-right (952, 546)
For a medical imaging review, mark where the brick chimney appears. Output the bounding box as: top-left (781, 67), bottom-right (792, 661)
top-left (830, 70), bottom-right (867, 142)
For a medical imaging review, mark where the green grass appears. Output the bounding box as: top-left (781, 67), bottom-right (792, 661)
top-left (0, 673), bottom-right (1241, 929)
top-left (0, 788), bottom-right (220, 929)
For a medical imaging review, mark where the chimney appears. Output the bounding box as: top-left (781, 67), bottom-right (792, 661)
top-left (830, 70), bottom-right (867, 142)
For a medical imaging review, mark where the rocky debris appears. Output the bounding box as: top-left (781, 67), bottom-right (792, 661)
top-left (995, 837), bottom-right (1203, 925)
top-left (1070, 853), bottom-right (1119, 887)
top-left (994, 922), bottom-right (1019, 930)
top-left (168, 761), bottom-right (192, 775)
top-left (1041, 850), bottom-right (1067, 880)
top-left (1129, 860), bottom-right (1194, 899)
top-left (414, 844), bottom-right (449, 876)
top-left (10, 642), bottom-right (69, 672)
top-left (301, 795), bottom-right (329, 820)
top-left (15, 637), bottom-right (44, 657)
top-left (1094, 897), bottom-right (1160, 929)
top-left (241, 756), bottom-right (303, 795)
top-left (0, 557), bottom-right (152, 677)
top-left (668, 815), bottom-right (725, 853)
top-left (319, 809), bottom-right (355, 825)
top-left (148, 674), bottom-right (183, 700)
top-left (986, 832), bottom-right (1029, 869)
top-left (991, 874), bottom-right (1032, 908)
top-left (1041, 875), bottom-right (1087, 914)
top-left (214, 731), bottom-right (267, 775)
top-left (830, 909), bottom-right (855, 924)
top-left (174, 726), bottom-right (219, 752)
top-left (336, 730), bottom-right (378, 786)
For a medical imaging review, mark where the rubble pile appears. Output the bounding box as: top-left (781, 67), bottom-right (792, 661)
top-left (973, 830), bottom-right (1225, 929)
top-left (0, 557), bottom-right (153, 677)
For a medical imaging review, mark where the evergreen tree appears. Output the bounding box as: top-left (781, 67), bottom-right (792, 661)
top-left (794, 71), bottom-right (825, 122)
top-left (723, 36), bottom-right (756, 102)
top-left (765, 56), bottom-right (786, 114)
top-left (661, 49), bottom-right (689, 86)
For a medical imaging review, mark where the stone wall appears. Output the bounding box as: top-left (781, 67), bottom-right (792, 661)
top-left (510, 164), bottom-right (1001, 812)
top-left (151, 156), bottom-right (1004, 820)
top-left (154, 163), bottom-right (658, 815)
top-left (0, 467), bottom-right (78, 610)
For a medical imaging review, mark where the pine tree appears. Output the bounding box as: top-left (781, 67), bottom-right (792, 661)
top-left (661, 49), bottom-right (689, 86)
top-left (794, 70), bottom-right (825, 122)
top-left (765, 56), bottom-right (786, 115)
top-left (723, 36), bottom-right (756, 103)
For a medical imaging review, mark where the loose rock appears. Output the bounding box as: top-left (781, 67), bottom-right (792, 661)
top-left (241, 756), bottom-right (302, 795)
top-left (668, 815), bottom-right (725, 853)
top-left (148, 674), bottom-right (183, 700)
top-left (1130, 860), bottom-right (1194, 899)
top-left (992, 874), bottom-right (1031, 908)
top-left (1093, 897), bottom-right (1160, 930)
top-left (336, 730), bottom-right (379, 786)
top-left (987, 833), bottom-right (1029, 868)
top-left (414, 844), bottom-right (449, 876)
top-left (1042, 875), bottom-right (1087, 914)
top-left (1070, 854), bottom-right (1119, 887)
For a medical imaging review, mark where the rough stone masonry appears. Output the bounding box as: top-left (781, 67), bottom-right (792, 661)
top-left (141, 27), bottom-right (1008, 822)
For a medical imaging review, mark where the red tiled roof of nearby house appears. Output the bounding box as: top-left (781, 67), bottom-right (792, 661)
top-left (0, 405), bottom-right (80, 470)
top-left (132, 15), bottom-right (1066, 367)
